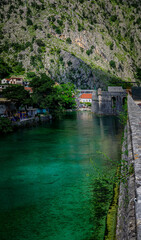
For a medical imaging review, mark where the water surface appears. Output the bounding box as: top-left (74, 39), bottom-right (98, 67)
top-left (0, 112), bottom-right (122, 240)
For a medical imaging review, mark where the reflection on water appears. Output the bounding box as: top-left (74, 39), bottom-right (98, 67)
top-left (0, 112), bottom-right (122, 240)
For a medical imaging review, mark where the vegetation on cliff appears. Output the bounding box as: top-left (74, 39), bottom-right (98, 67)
top-left (0, 0), bottom-right (140, 88)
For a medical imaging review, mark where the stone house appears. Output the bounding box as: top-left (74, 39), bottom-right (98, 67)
top-left (92, 87), bottom-right (127, 115)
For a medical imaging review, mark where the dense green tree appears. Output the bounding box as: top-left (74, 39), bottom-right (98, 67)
top-left (0, 59), bottom-right (12, 79)
top-left (3, 85), bottom-right (32, 110)
top-left (0, 117), bottom-right (13, 133)
top-left (54, 83), bottom-right (76, 109)
top-left (30, 73), bottom-right (76, 115)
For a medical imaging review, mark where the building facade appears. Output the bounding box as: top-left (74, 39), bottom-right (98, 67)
top-left (92, 87), bottom-right (127, 115)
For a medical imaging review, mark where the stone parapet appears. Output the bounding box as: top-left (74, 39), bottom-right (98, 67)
top-left (128, 95), bottom-right (141, 240)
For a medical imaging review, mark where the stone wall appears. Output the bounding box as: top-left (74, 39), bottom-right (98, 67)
top-left (116, 95), bottom-right (141, 239)
top-left (92, 88), bottom-right (126, 115)
top-left (128, 95), bottom-right (141, 239)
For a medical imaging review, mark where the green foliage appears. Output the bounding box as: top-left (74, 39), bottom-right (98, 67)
top-left (55, 27), bottom-right (61, 34)
top-left (59, 56), bottom-right (63, 62)
top-left (12, 62), bottom-right (25, 74)
top-left (36, 39), bottom-right (45, 47)
top-left (27, 7), bottom-right (31, 17)
top-left (0, 59), bottom-right (12, 79)
top-left (3, 85), bottom-right (31, 109)
top-left (78, 23), bottom-right (84, 32)
top-left (67, 61), bottom-right (72, 66)
top-left (30, 56), bottom-right (37, 67)
top-left (86, 49), bottom-right (92, 56)
top-left (25, 41), bottom-right (31, 48)
top-left (50, 59), bottom-right (54, 63)
top-left (57, 19), bottom-right (63, 26)
top-left (55, 83), bottom-right (76, 110)
top-left (118, 99), bottom-right (127, 125)
top-left (110, 15), bottom-right (117, 22)
top-left (135, 67), bottom-right (141, 85)
top-left (110, 42), bottom-right (114, 50)
top-left (105, 182), bottom-right (119, 240)
top-left (135, 67), bottom-right (141, 79)
top-left (30, 74), bottom-right (76, 116)
top-left (109, 60), bottom-right (116, 69)
top-left (27, 18), bottom-right (33, 26)
top-left (47, 33), bottom-right (51, 38)
top-left (66, 37), bottom-right (72, 44)
top-left (26, 72), bottom-right (36, 78)
top-left (84, 102), bottom-right (91, 107)
top-left (0, 117), bottom-right (13, 134)
top-left (128, 163), bottom-right (134, 175)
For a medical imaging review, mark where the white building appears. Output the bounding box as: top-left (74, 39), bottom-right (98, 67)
top-left (79, 93), bottom-right (92, 103)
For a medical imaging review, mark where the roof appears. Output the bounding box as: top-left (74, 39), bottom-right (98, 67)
top-left (4, 77), bottom-right (23, 81)
top-left (24, 87), bottom-right (33, 93)
top-left (79, 93), bottom-right (92, 99)
top-left (108, 86), bottom-right (124, 92)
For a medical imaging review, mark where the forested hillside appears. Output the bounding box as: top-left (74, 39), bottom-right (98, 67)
top-left (0, 0), bottom-right (141, 88)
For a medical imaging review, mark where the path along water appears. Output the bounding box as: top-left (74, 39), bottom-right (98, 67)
top-left (0, 112), bottom-right (122, 240)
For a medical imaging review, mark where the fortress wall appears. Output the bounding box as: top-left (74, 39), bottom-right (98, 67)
top-left (116, 95), bottom-right (141, 240)
top-left (128, 95), bottom-right (141, 239)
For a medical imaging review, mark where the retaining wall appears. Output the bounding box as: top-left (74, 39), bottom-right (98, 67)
top-left (116, 95), bottom-right (141, 239)
top-left (128, 95), bottom-right (141, 240)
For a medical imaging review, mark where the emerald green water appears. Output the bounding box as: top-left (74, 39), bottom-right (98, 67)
top-left (0, 112), bottom-right (122, 240)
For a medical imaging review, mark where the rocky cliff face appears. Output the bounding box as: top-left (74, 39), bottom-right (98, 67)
top-left (0, 0), bottom-right (141, 88)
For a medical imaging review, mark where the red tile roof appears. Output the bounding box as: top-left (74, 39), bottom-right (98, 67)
top-left (79, 93), bottom-right (92, 99)
top-left (24, 87), bottom-right (33, 93)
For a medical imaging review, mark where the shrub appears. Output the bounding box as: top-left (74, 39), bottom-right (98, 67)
top-left (56, 49), bottom-right (61, 54)
top-left (109, 60), bottom-right (116, 69)
top-left (34, 24), bottom-right (38, 30)
top-left (110, 42), bottom-right (114, 50)
top-left (25, 41), bottom-right (31, 48)
top-left (27, 72), bottom-right (36, 78)
top-left (59, 56), bottom-right (63, 62)
top-left (47, 33), bottom-right (51, 38)
top-left (67, 61), bottom-right (72, 66)
top-left (66, 37), bottom-right (72, 44)
top-left (36, 39), bottom-right (45, 47)
top-left (55, 28), bottom-right (61, 34)
top-left (30, 56), bottom-right (36, 67)
top-left (78, 23), bottom-right (84, 31)
top-left (110, 15), bottom-right (117, 22)
top-left (136, 17), bottom-right (141, 25)
top-left (27, 7), bottom-right (31, 17)
top-left (0, 117), bottom-right (13, 134)
top-left (86, 49), bottom-right (93, 56)
top-left (27, 18), bottom-right (33, 25)
top-left (57, 19), bottom-right (63, 26)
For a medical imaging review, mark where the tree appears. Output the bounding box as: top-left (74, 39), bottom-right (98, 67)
top-left (30, 73), bottom-right (55, 108)
top-left (0, 117), bottom-right (13, 133)
top-left (0, 58), bottom-right (12, 79)
top-left (30, 73), bottom-right (76, 116)
top-left (135, 67), bottom-right (141, 86)
top-left (54, 83), bottom-right (76, 109)
top-left (3, 85), bottom-right (31, 110)
top-left (109, 60), bottom-right (116, 69)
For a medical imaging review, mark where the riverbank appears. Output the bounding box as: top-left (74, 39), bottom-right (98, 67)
top-left (12, 114), bottom-right (52, 129)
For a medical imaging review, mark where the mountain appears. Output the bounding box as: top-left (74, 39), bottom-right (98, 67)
top-left (0, 0), bottom-right (141, 89)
